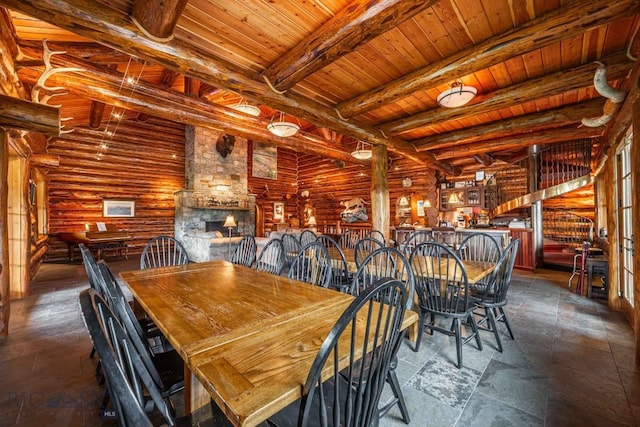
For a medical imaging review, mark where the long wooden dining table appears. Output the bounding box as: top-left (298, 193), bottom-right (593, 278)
top-left (120, 260), bottom-right (418, 427)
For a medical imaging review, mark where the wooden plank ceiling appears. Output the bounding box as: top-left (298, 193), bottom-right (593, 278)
top-left (3, 0), bottom-right (640, 178)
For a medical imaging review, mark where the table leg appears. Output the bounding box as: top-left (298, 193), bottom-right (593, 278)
top-left (185, 368), bottom-right (210, 414)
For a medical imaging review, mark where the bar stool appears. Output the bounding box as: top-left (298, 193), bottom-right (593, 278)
top-left (568, 242), bottom-right (590, 293)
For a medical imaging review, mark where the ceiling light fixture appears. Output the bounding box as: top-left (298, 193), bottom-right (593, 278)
top-left (267, 111), bottom-right (299, 137)
top-left (231, 99), bottom-right (261, 117)
top-left (437, 81), bottom-right (477, 108)
top-left (351, 140), bottom-right (372, 160)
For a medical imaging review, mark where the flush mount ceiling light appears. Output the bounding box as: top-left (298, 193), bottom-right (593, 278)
top-left (231, 99), bottom-right (261, 117)
top-left (351, 140), bottom-right (372, 160)
top-left (267, 111), bottom-right (299, 137)
top-left (437, 81), bottom-right (477, 108)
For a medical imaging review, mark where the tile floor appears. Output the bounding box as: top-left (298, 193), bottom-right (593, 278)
top-left (1, 260), bottom-right (639, 426)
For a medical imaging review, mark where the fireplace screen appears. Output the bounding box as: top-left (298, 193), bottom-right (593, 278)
top-left (205, 221), bottom-right (226, 233)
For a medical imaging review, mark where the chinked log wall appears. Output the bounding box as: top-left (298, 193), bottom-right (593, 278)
top-left (247, 143), bottom-right (298, 235)
top-left (46, 117), bottom-right (185, 261)
top-left (297, 153), bottom-right (439, 232)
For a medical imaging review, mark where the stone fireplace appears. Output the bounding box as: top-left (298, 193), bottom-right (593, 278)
top-left (175, 126), bottom-right (256, 261)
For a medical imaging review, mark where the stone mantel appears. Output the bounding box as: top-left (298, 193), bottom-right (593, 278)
top-left (177, 126), bottom-right (255, 262)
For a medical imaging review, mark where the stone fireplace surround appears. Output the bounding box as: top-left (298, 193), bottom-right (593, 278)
top-left (175, 126), bottom-right (256, 262)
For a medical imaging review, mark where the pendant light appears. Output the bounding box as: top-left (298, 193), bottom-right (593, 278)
top-left (231, 98), bottom-right (261, 117)
top-left (437, 81), bottom-right (477, 108)
top-left (267, 111), bottom-right (299, 137)
top-left (351, 140), bottom-right (372, 160)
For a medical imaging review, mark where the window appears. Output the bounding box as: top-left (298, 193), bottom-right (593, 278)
top-left (617, 129), bottom-right (634, 308)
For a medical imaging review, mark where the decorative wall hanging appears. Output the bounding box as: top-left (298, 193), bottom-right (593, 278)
top-left (103, 200), bottom-right (135, 217)
top-left (252, 142), bottom-right (278, 179)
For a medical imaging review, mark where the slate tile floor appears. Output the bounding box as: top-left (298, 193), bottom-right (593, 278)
top-left (1, 260), bottom-right (639, 426)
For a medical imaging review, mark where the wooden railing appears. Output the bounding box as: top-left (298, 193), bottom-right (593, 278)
top-left (542, 209), bottom-right (593, 245)
top-left (538, 140), bottom-right (591, 190)
top-left (492, 140), bottom-right (593, 214)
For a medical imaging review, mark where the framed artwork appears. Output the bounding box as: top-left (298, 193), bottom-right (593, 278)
top-left (252, 142), bottom-right (278, 179)
top-left (417, 200), bottom-right (425, 217)
top-left (103, 200), bottom-right (135, 217)
top-left (273, 202), bottom-right (284, 222)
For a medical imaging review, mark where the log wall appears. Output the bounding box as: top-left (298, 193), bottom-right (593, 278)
top-left (248, 142), bottom-right (298, 236)
top-left (297, 152), bottom-right (438, 233)
top-left (46, 117), bottom-right (185, 260)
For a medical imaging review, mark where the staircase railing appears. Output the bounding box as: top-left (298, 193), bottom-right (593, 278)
top-left (494, 159), bottom-right (528, 206)
top-left (493, 140), bottom-right (592, 212)
top-left (538, 140), bottom-right (591, 190)
top-left (542, 209), bottom-right (594, 245)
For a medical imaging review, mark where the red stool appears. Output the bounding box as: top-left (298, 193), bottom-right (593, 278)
top-left (568, 242), bottom-right (590, 294)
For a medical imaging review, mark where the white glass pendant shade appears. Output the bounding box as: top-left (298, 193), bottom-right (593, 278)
top-left (231, 100), bottom-right (261, 117)
top-left (267, 112), bottom-right (299, 137)
top-left (351, 140), bottom-right (372, 160)
top-left (437, 82), bottom-right (477, 108)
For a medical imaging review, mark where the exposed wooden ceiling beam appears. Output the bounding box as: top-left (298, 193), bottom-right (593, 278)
top-left (434, 127), bottom-right (602, 160)
top-left (262, 0), bottom-right (438, 92)
top-left (2, 0), bottom-right (459, 175)
top-left (385, 53), bottom-right (632, 136)
top-left (413, 98), bottom-right (605, 151)
top-left (199, 83), bottom-right (221, 98)
top-left (16, 65), bottom-right (365, 164)
top-left (88, 99), bottom-right (105, 129)
top-left (0, 93), bottom-right (59, 136)
top-left (336, 0), bottom-right (638, 118)
top-left (138, 67), bottom-right (179, 121)
top-left (0, 8), bottom-right (27, 98)
top-left (473, 153), bottom-right (494, 167)
top-left (131, 0), bottom-right (188, 41)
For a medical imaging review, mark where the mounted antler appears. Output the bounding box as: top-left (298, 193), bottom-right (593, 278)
top-left (31, 40), bottom-right (85, 104)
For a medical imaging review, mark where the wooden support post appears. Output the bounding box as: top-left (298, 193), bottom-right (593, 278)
top-left (0, 130), bottom-right (9, 338)
top-left (370, 144), bottom-right (389, 243)
top-left (88, 100), bottom-right (106, 129)
top-left (605, 146), bottom-right (621, 312)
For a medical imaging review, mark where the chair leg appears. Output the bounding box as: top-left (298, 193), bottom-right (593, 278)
top-left (485, 307), bottom-right (502, 352)
top-left (454, 318), bottom-right (463, 369)
top-left (385, 369), bottom-right (410, 424)
top-left (413, 312), bottom-right (425, 352)
top-left (497, 307), bottom-right (515, 340)
top-left (427, 313), bottom-right (435, 336)
top-left (468, 313), bottom-right (483, 351)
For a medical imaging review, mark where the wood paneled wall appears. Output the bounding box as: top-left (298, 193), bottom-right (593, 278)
top-left (247, 142), bottom-right (298, 235)
top-left (46, 117), bottom-right (185, 260)
top-left (297, 152), bottom-right (438, 232)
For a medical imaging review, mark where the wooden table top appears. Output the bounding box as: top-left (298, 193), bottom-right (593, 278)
top-left (190, 297), bottom-right (418, 427)
top-left (328, 247), bottom-right (357, 273)
top-left (411, 257), bottom-right (495, 285)
top-left (120, 261), bottom-right (350, 358)
top-left (120, 260), bottom-right (418, 427)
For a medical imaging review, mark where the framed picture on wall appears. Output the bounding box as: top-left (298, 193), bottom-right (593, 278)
top-left (253, 142), bottom-right (278, 179)
top-left (417, 200), bottom-right (425, 217)
top-left (273, 202), bottom-right (284, 222)
top-left (103, 200), bottom-right (135, 217)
